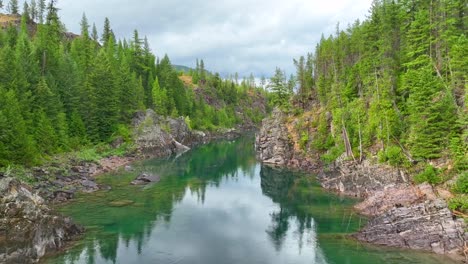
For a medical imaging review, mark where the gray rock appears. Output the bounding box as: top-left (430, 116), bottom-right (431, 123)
top-left (319, 159), bottom-right (408, 197)
top-left (255, 108), bottom-right (293, 166)
top-left (131, 173), bottom-right (161, 185)
top-left (52, 190), bottom-right (75, 203)
top-left (355, 198), bottom-right (466, 256)
top-left (0, 177), bottom-right (83, 263)
top-left (81, 179), bottom-right (99, 193)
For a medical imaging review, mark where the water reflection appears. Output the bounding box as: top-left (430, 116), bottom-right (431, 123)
top-left (46, 137), bottom-right (456, 264)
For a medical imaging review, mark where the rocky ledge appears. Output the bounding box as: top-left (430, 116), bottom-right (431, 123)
top-left (354, 183), bottom-right (467, 258)
top-left (133, 109), bottom-right (246, 158)
top-left (255, 109), bottom-right (467, 260)
top-left (318, 158), bottom-right (409, 197)
top-left (0, 177), bottom-right (83, 264)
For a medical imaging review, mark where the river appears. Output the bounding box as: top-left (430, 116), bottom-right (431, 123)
top-left (44, 136), bottom-right (456, 264)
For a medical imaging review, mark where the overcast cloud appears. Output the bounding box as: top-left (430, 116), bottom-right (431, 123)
top-left (53, 0), bottom-right (373, 77)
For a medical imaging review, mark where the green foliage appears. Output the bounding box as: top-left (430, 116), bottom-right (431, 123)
top-left (299, 132), bottom-right (309, 151)
top-left (75, 147), bottom-right (101, 163)
top-left (289, 0), bottom-right (465, 167)
top-left (112, 124), bottom-right (132, 143)
top-left (268, 67), bottom-right (292, 109)
top-left (413, 165), bottom-right (442, 184)
top-left (378, 146), bottom-right (407, 167)
top-left (448, 195), bottom-right (468, 212)
top-left (320, 145), bottom-right (344, 165)
top-left (0, 1), bottom-right (267, 168)
top-left (454, 172), bottom-right (468, 194)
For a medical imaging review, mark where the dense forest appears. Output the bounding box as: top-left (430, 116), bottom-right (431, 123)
top-left (270, 0), bottom-right (466, 182)
top-left (0, 0), bottom-right (267, 167)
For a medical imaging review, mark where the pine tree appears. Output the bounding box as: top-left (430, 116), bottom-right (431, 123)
top-left (7, 0), bottom-right (18, 14)
top-left (152, 76), bottom-right (168, 115)
top-left (0, 88), bottom-right (37, 166)
top-left (192, 58), bottom-right (200, 84)
top-left (101, 17), bottom-right (111, 46)
top-left (91, 23), bottom-right (98, 42)
top-left (34, 110), bottom-right (57, 155)
top-left (22, 2), bottom-right (30, 21)
top-left (29, 0), bottom-right (37, 22)
top-left (405, 62), bottom-right (456, 159)
top-left (38, 0), bottom-right (45, 24)
top-left (68, 110), bottom-right (87, 147)
top-left (268, 67), bottom-right (291, 108)
top-left (89, 50), bottom-right (118, 141)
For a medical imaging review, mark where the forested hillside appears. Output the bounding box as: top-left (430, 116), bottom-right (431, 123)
top-left (271, 0), bottom-right (466, 183)
top-left (0, 1), bottom-right (267, 167)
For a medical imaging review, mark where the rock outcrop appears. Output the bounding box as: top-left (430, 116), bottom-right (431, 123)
top-left (255, 108), bottom-right (293, 166)
top-left (353, 184), bottom-right (467, 257)
top-left (0, 177), bottom-right (83, 263)
top-left (319, 158), bottom-right (409, 197)
top-left (255, 107), bottom-right (467, 259)
top-left (255, 108), bottom-right (320, 171)
top-left (133, 109), bottom-right (249, 158)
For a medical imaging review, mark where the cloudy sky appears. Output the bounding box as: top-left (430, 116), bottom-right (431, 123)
top-left (53, 0), bottom-right (373, 77)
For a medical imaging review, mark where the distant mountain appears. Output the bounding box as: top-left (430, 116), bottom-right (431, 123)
top-left (173, 65), bottom-right (194, 73)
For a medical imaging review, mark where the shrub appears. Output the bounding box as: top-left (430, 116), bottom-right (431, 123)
top-left (76, 148), bottom-right (101, 162)
top-left (454, 172), bottom-right (468, 194)
top-left (448, 195), bottom-right (468, 212)
top-left (378, 145), bottom-right (407, 167)
top-left (321, 145), bottom-right (344, 164)
top-left (413, 165), bottom-right (442, 184)
top-left (299, 132), bottom-right (309, 151)
top-left (112, 124), bottom-right (132, 143)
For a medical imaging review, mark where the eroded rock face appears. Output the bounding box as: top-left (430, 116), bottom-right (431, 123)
top-left (255, 108), bottom-right (293, 166)
top-left (0, 178), bottom-right (83, 263)
top-left (133, 110), bottom-right (192, 157)
top-left (319, 159), bottom-right (408, 197)
top-left (354, 183), bottom-right (467, 257)
top-left (355, 198), bottom-right (467, 256)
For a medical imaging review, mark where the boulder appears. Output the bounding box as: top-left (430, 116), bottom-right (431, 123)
top-left (52, 190), bottom-right (75, 203)
top-left (131, 173), bottom-right (161, 185)
top-left (0, 177), bottom-right (83, 263)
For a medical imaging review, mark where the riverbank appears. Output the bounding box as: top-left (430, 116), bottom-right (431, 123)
top-left (0, 109), bottom-right (256, 263)
top-left (255, 108), bottom-right (467, 262)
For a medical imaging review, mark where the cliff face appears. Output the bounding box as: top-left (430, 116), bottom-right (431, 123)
top-left (255, 108), bottom-right (320, 171)
top-left (132, 109), bottom-right (247, 158)
top-left (0, 177), bottom-right (83, 263)
top-left (255, 108), bottom-right (293, 166)
top-left (255, 108), bottom-right (467, 259)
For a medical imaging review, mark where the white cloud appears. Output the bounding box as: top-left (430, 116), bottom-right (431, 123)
top-left (55, 0), bottom-right (373, 77)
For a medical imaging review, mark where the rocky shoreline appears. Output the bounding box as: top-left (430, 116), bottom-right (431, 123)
top-left (0, 109), bottom-right (253, 264)
top-left (255, 109), bottom-right (467, 262)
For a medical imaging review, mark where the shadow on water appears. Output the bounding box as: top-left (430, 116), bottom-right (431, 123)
top-left (45, 136), bottom-right (457, 264)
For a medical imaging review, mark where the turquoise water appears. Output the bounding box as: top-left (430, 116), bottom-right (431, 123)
top-left (45, 136), bottom-right (455, 264)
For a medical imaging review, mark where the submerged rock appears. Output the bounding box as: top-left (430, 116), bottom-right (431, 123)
top-left (109, 200), bottom-right (134, 207)
top-left (0, 177), bottom-right (83, 263)
top-left (131, 173), bottom-right (161, 185)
